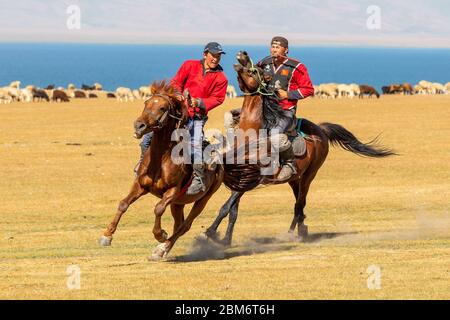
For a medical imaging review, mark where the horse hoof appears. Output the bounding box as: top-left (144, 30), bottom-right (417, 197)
top-left (149, 243), bottom-right (168, 261)
top-left (204, 229), bottom-right (220, 241)
top-left (297, 225), bottom-right (308, 242)
top-left (99, 235), bottom-right (112, 246)
top-left (148, 253), bottom-right (163, 261)
top-left (195, 232), bottom-right (209, 242)
top-left (286, 230), bottom-right (297, 241)
top-left (220, 239), bottom-right (231, 247)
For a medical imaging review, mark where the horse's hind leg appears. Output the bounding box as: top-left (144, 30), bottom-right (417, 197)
top-left (288, 179), bottom-right (309, 242)
top-left (288, 180), bottom-right (300, 232)
top-left (205, 191), bottom-right (243, 241)
top-left (288, 180), bottom-right (304, 237)
top-left (100, 181), bottom-right (147, 246)
top-left (221, 194), bottom-right (243, 246)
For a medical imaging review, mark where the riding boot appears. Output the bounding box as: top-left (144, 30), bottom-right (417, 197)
top-left (186, 164), bottom-right (206, 195)
top-left (134, 151), bottom-right (145, 177)
top-left (277, 145), bottom-right (297, 181)
top-left (134, 132), bottom-right (153, 177)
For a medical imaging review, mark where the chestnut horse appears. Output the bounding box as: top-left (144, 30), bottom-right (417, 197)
top-left (205, 51), bottom-right (395, 245)
top-left (99, 81), bottom-right (224, 260)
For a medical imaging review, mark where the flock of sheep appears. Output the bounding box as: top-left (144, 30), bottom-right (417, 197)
top-left (0, 81), bottom-right (156, 104)
top-left (410, 80), bottom-right (450, 95)
top-left (1, 80), bottom-right (449, 104)
top-left (0, 81), bottom-right (116, 104)
top-left (313, 81), bottom-right (450, 99)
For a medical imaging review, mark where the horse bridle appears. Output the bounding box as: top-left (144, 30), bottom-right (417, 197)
top-left (143, 94), bottom-right (184, 130)
top-left (241, 58), bottom-right (276, 97)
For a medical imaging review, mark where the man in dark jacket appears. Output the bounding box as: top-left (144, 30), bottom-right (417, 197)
top-left (257, 36), bottom-right (314, 181)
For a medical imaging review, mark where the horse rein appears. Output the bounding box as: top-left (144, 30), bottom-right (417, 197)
top-left (143, 94), bottom-right (184, 130)
top-left (242, 58), bottom-right (276, 97)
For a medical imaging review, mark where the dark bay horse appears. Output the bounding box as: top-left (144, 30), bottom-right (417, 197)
top-left (205, 51), bottom-right (395, 245)
top-left (99, 81), bottom-right (224, 260)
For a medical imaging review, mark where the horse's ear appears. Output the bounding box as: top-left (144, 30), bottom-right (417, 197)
top-left (167, 86), bottom-right (174, 95)
top-left (150, 84), bottom-right (157, 95)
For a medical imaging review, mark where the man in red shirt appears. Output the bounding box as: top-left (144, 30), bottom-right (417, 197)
top-left (257, 36), bottom-right (314, 181)
top-left (137, 42), bottom-right (228, 195)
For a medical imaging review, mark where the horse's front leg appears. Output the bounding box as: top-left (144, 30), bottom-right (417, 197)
top-left (152, 187), bottom-right (179, 243)
top-left (160, 193), bottom-right (212, 258)
top-left (99, 181), bottom-right (147, 246)
top-left (170, 203), bottom-right (185, 235)
top-left (151, 178), bottom-right (222, 261)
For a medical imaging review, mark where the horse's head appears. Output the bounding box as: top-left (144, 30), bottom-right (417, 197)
top-left (234, 51), bottom-right (272, 94)
top-left (133, 81), bottom-right (185, 139)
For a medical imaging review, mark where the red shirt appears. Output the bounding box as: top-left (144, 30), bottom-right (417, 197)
top-left (283, 62), bottom-right (314, 110)
top-left (170, 60), bottom-right (228, 118)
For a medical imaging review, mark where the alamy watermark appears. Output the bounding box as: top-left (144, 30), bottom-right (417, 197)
top-left (366, 5), bottom-right (381, 30)
top-left (66, 265), bottom-right (81, 290)
top-left (366, 264), bottom-right (381, 290)
top-left (66, 5), bottom-right (81, 30)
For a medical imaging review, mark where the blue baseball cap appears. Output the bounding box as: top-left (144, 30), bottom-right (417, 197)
top-left (204, 42), bottom-right (226, 55)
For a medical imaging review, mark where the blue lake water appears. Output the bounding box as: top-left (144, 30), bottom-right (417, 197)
top-left (0, 43), bottom-right (449, 93)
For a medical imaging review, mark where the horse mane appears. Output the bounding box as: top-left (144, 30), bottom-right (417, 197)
top-left (150, 80), bottom-right (180, 97)
top-left (149, 80), bottom-right (189, 124)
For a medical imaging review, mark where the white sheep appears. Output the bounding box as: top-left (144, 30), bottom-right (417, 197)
top-left (116, 87), bottom-right (135, 102)
top-left (431, 82), bottom-right (445, 94)
top-left (350, 83), bottom-right (361, 97)
top-left (132, 89), bottom-right (141, 100)
top-left (418, 80), bottom-right (433, 94)
top-left (139, 86), bottom-right (152, 99)
top-left (0, 88), bottom-right (12, 104)
top-left (3, 86), bottom-right (21, 102)
top-left (414, 85), bottom-right (426, 95)
top-left (20, 88), bottom-right (33, 102)
top-left (337, 84), bottom-right (354, 98)
top-left (445, 82), bottom-right (450, 94)
top-left (317, 83), bottom-right (338, 99)
top-left (9, 80), bottom-right (21, 89)
top-left (44, 89), bottom-right (54, 101)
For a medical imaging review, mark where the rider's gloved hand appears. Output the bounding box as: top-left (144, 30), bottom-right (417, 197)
top-left (175, 94), bottom-right (185, 102)
top-left (277, 89), bottom-right (288, 99)
top-left (192, 98), bottom-right (206, 114)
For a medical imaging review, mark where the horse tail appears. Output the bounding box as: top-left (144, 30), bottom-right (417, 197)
top-left (319, 122), bottom-right (396, 157)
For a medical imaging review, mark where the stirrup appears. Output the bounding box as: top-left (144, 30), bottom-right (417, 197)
top-left (186, 178), bottom-right (206, 195)
top-left (277, 163), bottom-right (297, 181)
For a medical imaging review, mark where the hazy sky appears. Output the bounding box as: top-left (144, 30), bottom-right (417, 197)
top-left (1, 0), bottom-right (449, 47)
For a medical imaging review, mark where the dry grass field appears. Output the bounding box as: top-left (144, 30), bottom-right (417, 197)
top-left (0, 95), bottom-right (449, 299)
